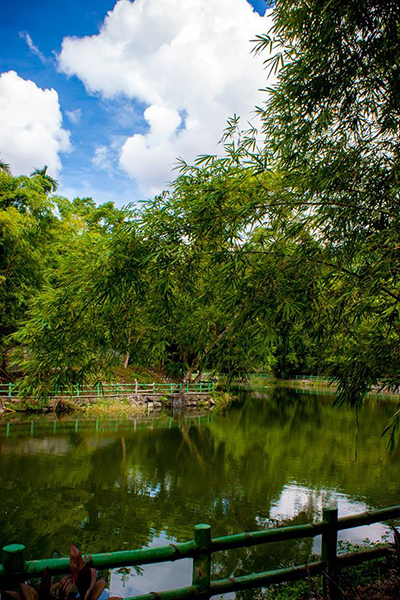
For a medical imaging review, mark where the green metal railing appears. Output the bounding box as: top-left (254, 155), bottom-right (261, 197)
top-left (0, 381), bottom-right (215, 401)
top-left (1, 505), bottom-right (399, 599)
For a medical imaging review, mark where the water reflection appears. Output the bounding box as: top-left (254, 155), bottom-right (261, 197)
top-left (0, 388), bottom-right (399, 597)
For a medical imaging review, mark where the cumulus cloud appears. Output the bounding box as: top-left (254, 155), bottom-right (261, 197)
top-left (66, 108), bottom-right (82, 124)
top-left (0, 71), bottom-right (71, 177)
top-left (58, 0), bottom-right (273, 195)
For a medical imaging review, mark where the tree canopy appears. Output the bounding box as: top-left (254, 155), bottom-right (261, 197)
top-left (2, 0), bottom-right (400, 444)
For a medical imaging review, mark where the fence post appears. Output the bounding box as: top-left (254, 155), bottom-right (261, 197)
top-left (192, 524), bottom-right (211, 598)
top-left (135, 380), bottom-right (138, 394)
top-left (322, 506), bottom-right (339, 598)
top-left (8, 382), bottom-right (12, 397)
top-left (2, 544), bottom-right (26, 591)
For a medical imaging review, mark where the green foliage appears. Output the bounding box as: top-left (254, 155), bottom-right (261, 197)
top-left (209, 391), bottom-right (233, 411)
top-left (250, 0), bottom-right (400, 442)
top-left (0, 166), bottom-right (132, 385)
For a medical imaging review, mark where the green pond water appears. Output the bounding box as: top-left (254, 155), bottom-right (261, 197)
top-left (0, 387), bottom-right (399, 598)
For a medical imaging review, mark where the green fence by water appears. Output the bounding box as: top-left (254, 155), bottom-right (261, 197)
top-left (0, 381), bottom-right (215, 400)
top-left (1, 505), bottom-right (399, 599)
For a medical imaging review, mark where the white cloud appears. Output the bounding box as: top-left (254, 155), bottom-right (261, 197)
top-left (0, 71), bottom-right (71, 176)
top-left (92, 145), bottom-right (114, 174)
top-left (66, 108), bottom-right (82, 124)
top-left (58, 0), bottom-right (273, 195)
top-left (19, 31), bottom-right (49, 65)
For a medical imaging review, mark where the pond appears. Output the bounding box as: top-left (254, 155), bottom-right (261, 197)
top-left (0, 387), bottom-right (399, 598)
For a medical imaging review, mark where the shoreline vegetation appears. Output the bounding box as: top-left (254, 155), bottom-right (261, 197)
top-left (231, 376), bottom-right (400, 402)
top-left (0, 365), bottom-right (226, 415)
top-left (0, 387), bottom-right (234, 417)
top-left (1, 372), bottom-right (399, 417)
top-left (2, 361), bottom-right (400, 417)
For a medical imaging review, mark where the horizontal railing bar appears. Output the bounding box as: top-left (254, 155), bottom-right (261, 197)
top-left (337, 506), bottom-right (400, 530)
top-left (212, 522), bottom-right (325, 551)
top-left (0, 541), bottom-right (197, 581)
top-left (210, 506), bottom-right (400, 552)
top-left (210, 560), bottom-right (324, 596)
top-left (336, 544), bottom-right (391, 567)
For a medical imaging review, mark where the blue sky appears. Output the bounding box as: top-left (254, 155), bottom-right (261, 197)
top-left (0, 0), bottom-right (273, 207)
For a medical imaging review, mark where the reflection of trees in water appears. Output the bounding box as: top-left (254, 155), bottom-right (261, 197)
top-left (0, 393), bottom-right (398, 580)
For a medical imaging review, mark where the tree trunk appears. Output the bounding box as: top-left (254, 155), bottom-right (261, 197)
top-left (193, 370), bottom-right (203, 383)
top-left (181, 368), bottom-right (193, 388)
top-left (123, 329), bottom-right (131, 369)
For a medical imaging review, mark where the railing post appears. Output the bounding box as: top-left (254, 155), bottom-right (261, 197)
top-left (322, 506), bottom-right (339, 598)
top-left (2, 544), bottom-right (26, 591)
top-left (192, 524), bottom-right (211, 598)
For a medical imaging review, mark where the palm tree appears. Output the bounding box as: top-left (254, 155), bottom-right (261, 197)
top-left (30, 165), bottom-right (58, 194)
top-left (0, 159), bottom-right (11, 174)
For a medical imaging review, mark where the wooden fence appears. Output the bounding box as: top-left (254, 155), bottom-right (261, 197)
top-left (1, 505), bottom-right (399, 599)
